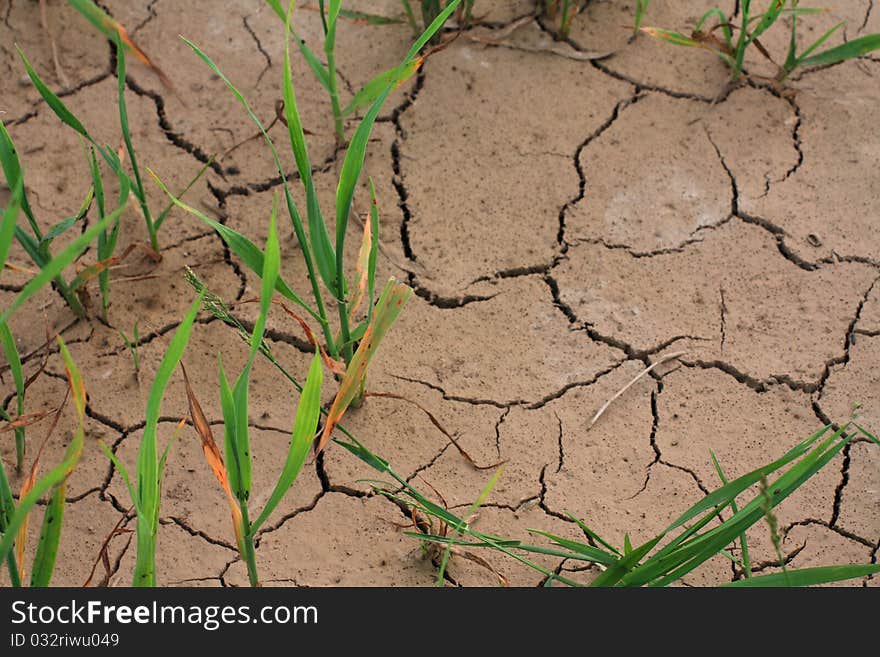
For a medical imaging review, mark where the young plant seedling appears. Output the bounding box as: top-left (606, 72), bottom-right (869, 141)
top-left (641, 1), bottom-right (880, 85)
top-left (0, 337), bottom-right (86, 587)
top-left (118, 321), bottom-right (141, 375)
top-left (544, 0), bottom-right (580, 39)
top-left (99, 294), bottom-right (202, 586)
top-left (265, 0), bottom-right (461, 143)
top-left (180, 205), bottom-right (323, 587)
top-left (7, 35), bottom-right (211, 319)
top-left (0, 177), bottom-right (122, 468)
top-left (155, 1), bottom-right (446, 412)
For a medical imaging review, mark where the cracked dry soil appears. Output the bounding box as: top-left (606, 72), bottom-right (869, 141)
top-left (1, 0), bottom-right (878, 587)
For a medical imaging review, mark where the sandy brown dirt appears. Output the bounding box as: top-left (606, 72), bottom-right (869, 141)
top-left (1, 0), bottom-right (878, 587)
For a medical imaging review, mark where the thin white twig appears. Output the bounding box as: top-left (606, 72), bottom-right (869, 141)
top-left (590, 351), bottom-right (686, 428)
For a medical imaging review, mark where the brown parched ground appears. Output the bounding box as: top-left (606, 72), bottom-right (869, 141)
top-left (1, 1), bottom-right (878, 587)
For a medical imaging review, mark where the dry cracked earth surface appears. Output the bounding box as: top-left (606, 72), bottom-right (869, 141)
top-left (1, 0), bottom-right (878, 587)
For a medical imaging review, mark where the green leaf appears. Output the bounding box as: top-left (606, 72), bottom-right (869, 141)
top-left (526, 529), bottom-right (618, 565)
top-left (115, 31), bottom-right (155, 248)
top-left (342, 60), bottom-right (420, 117)
top-left (17, 46), bottom-right (89, 137)
top-left (29, 484), bottom-right (66, 587)
top-left (0, 205), bottom-right (121, 325)
top-left (283, 4), bottom-right (337, 296)
top-left (99, 441), bottom-right (139, 516)
top-left (798, 33), bottom-right (880, 68)
top-left (665, 424), bottom-right (834, 533)
top-left (748, 0), bottom-right (785, 42)
top-left (335, 0), bottom-right (462, 285)
top-left (793, 22), bottom-right (843, 68)
top-left (230, 200), bottom-right (281, 501)
top-left (0, 323), bottom-right (25, 469)
top-left (340, 8), bottom-right (404, 25)
top-left (131, 292), bottom-right (202, 586)
top-left (149, 170), bottom-right (320, 321)
top-left (250, 352), bottom-right (323, 533)
top-left (0, 178), bottom-right (23, 270)
top-left (724, 564), bottom-right (880, 587)
top-left (218, 355), bottom-right (243, 500)
top-left (0, 119), bottom-right (40, 239)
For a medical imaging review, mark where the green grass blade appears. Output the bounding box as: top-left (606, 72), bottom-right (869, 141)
top-left (0, 460), bottom-right (21, 585)
top-left (291, 26), bottom-right (331, 91)
top-left (724, 564), bottom-right (880, 587)
top-left (792, 22), bottom-right (842, 67)
top-left (854, 423), bottom-right (880, 447)
top-left (339, 8), bottom-right (404, 25)
top-left (39, 185), bottom-right (93, 247)
top-left (748, 0), bottom-right (785, 42)
top-left (0, 120), bottom-right (40, 239)
top-left (149, 170), bottom-right (320, 321)
top-left (250, 352), bottom-right (323, 533)
top-left (798, 32), bottom-right (880, 68)
top-left (218, 354), bottom-right (243, 501)
top-left (341, 60), bottom-right (419, 117)
top-left (566, 512), bottom-right (621, 556)
top-left (99, 441), bottom-right (139, 515)
top-left (589, 535), bottom-right (663, 587)
top-left (264, 0), bottom-right (285, 20)
top-left (0, 179), bottom-right (22, 269)
top-left (0, 324), bottom-right (25, 470)
top-left (115, 31), bottom-right (155, 249)
top-left (132, 292), bottom-right (202, 586)
top-left (28, 483), bottom-right (66, 586)
top-left (436, 465), bottom-right (503, 585)
top-left (0, 208), bottom-right (119, 325)
top-left (365, 178), bottom-right (380, 323)
top-left (334, 0), bottom-right (461, 281)
top-left (178, 38), bottom-right (327, 317)
top-left (153, 157), bottom-right (215, 232)
top-left (526, 529), bottom-right (619, 565)
top-left (645, 430), bottom-right (852, 587)
top-left (17, 47), bottom-right (89, 137)
top-left (710, 449), bottom-right (750, 577)
top-left (664, 424), bottom-right (834, 533)
top-left (230, 202), bottom-right (281, 501)
top-left (695, 7), bottom-right (732, 50)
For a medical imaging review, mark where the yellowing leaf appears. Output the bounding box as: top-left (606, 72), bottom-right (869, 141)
top-left (315, 278), bottom-right (412, 454)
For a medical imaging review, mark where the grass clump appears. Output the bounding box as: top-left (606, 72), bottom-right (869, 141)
top-left (180, 204), bottom-right (323, 587)
top-left (265, 0), bottom-right (460, 143)
top-left (156, 0), bottom-right (449, 414)
top-left (341, 422), bottom-right (880, 587)
top-left (641, 0), bottom-right (880, 85)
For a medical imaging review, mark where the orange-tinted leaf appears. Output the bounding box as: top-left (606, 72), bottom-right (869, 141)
top-left (315, 278), bottom-right (412, 454)
top-left (276, 301), bottom-right (346, 375)
top-left (0, 410), bottom-right (55, 433)
top-left (348, 213), bottom-right (372, 319)
top-left (180, 363), bottom-right (246, 552)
